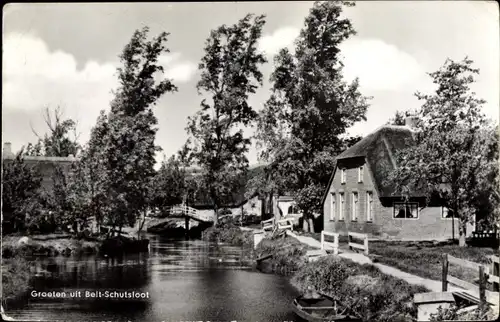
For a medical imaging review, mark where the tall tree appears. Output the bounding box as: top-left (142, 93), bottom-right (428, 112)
top-left (255, 1), bottom-right (370, 231)
top-left (26, 106), bottom-right (81, 157)
top-left (184, 14), bottom-right (267, 225)
top-left (99, 27), bottom-right (177, 235)
top-left (387, 57), bottom-right (499, 246)
top-left (66, 111), bottom-right (111, 233)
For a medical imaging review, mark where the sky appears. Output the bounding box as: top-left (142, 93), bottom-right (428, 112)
top-left (2, 1), bottom-right (499, 169)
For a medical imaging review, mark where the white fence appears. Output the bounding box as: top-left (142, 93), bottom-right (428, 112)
top-left (261, 218), bottom-right (274, 231)
top-left (348, 232), bottom-right (369, 255)
top-left (320, 231), bottom-right (339, 255)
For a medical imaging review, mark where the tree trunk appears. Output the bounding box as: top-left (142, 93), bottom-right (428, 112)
top-left (308, 217), bottom-right (315, 233)
top-left (137, 209), bottom-right (146, 237)
top-left (458, 219), bottom-right (467, 247)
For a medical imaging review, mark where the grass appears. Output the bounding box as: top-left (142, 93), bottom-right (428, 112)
top-left (254, 235), bottom-right (313, 275)
top-left (2, 235), bottom-right (99, 258)
top-left (201, 224), bottom-right (254, 248)
top-left (291, 255), bottom-right (429, 322)
top-left (2, 256), bottom-right (32, 299)
top-left (369, 240), bottom-right (497, 286)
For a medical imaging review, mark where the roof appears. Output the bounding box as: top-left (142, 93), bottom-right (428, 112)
top-left (321, 125), bottom-right (422, 205)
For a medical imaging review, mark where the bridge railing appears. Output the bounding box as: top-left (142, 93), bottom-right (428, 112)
top-left (164, 204), bottom-right (214, 223)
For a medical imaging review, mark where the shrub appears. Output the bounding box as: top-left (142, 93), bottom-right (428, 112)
top-left (202, 224), bottom-right (253, 248)
top-left (255, 236), bottom-right (309, 274)
top-left (291, 256), bottom-right (429, 322)
top-left (2, 256), bottom-right (32, 299)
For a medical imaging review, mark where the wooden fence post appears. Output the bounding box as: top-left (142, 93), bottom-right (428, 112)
top-left (364, 235), bottom-right (369, 255)
top-left (442, 254), bottom-right (448, 292)
top-left (321, 232), bottom-right (325, 250)
top-left (333, 233), bottom-right (339, 255)
top-left (479, 265), bottom-right (486, 305)
top-left (492, 255), bottom-right (500, 292)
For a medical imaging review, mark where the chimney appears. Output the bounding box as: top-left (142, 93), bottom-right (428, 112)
top-left (3, 142), bottom-right (13, 157)
top-left (404, 116), bottom-right (419, 129)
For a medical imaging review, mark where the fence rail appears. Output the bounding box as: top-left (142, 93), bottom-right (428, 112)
top-left (348, 232), bottom-right (369, 255)
top-left (277, 218), bottom-right (294, 231)
top-left (164, 204), bottom-right (213, 222)
top-left (320, 231), bottom-right (339, 255)
top-left (261, 218), bottom-right (274, 231)
top-left (442, 254), bottom-right (488, 305)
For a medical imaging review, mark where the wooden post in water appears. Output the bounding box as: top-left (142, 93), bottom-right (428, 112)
top-left (442, 254), bottom-right (448, 292)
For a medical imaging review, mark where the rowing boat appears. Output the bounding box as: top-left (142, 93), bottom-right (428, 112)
top-left (291, 292), bottom-right (361, 322)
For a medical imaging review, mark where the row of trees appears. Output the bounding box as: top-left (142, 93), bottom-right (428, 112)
top-left (182, 1), bottom-right (369, 228)
top-left (3, 1), bottom-right (498, 242)
top-left (3, 27), bottom-right (184, 235)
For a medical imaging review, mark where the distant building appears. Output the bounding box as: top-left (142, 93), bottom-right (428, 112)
top-left (320, 117), bottom-right (474, 241)
top-left (2, 142), bottom-right (78, 193)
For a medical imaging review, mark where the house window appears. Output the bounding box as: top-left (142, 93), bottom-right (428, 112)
top-left (330, 193), bottom-right (336, 221)
top-left (366, 192), bottom-right (373, 222)
top-left (288, 205), bottom-right (300, 215)
top-left (340, 169), bottom-right (346, 184)
top-left (358, 166), bottom-right (363, 183)
top-left (393, 202), bottom-right (419, 219)
top-left (339, 193), bottom-right (345, 220)
top-left (442, 207), bottom-right (455, 219)
top-left (351, 192), bottom-right (358, 221)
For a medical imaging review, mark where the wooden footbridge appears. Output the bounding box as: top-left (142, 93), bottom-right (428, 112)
top-left (144, 204), bottom-right (214, 231)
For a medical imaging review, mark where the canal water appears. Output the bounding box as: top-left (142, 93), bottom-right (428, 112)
top-left (3, 234), bottom-right (301, 321)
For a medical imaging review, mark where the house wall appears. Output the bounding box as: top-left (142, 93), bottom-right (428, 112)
top-left (195, 196), bottom-right (263, 219)
top-left (323, 159), bottom-right (460, 241)
top-left (232, 196), bottom-right (263, 217)
top-left (2, 156), bottom-right (76, 193)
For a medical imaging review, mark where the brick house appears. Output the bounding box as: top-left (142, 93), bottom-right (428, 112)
top-left (2, 142), bottom-right (77, 192)
top-left (321, 118), bottom-right (465, 241)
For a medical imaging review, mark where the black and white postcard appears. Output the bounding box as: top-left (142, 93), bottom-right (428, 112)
top-left (2, 2), bottom-right (499, 321)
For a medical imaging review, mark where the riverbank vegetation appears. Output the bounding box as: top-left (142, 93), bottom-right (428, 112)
top-left (254, 236), bottom-right (311, 275)
top-left (291, 256), bottom-right (428, 322)
top-left (253, 235), bottom-right (429, 322)
top-left (202, 224), bottom-right (254, 248)
top-left (2, 235), bottom-right (99, 258)
top-left (2, 256), bottom-right (31, 300)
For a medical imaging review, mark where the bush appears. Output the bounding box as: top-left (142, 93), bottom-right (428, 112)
top-left (255, 236), bottom-right (309, 275)
top-left (202, 224), bottom-right (253, 248)
top-left (291, 256), bottom-right (429, 322)
top-left (2, 256), bottom-right (32, 299)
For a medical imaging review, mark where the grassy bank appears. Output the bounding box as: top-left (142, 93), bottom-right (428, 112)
top-left (369, 241), bottom-right (496, 286)
top-left (2, 256), bottom-right (31, 300)
top-left (2, 235), bottom-right (99, 258)
top-left (201, 224), bottom-right (254, 248)
top-left (254, 236), bottom-right (312, 275)
top-left (291, 255), bottom-right (429, 322)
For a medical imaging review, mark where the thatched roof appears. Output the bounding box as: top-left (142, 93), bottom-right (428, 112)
top-left (321, 125), bottom-right (421, 206)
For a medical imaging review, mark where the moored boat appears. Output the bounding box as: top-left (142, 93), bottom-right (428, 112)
top-left (291, 292), bottom-right (361, 322)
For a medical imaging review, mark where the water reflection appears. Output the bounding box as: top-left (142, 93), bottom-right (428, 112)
top-left (4, 235), bottom-right (300, 321)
